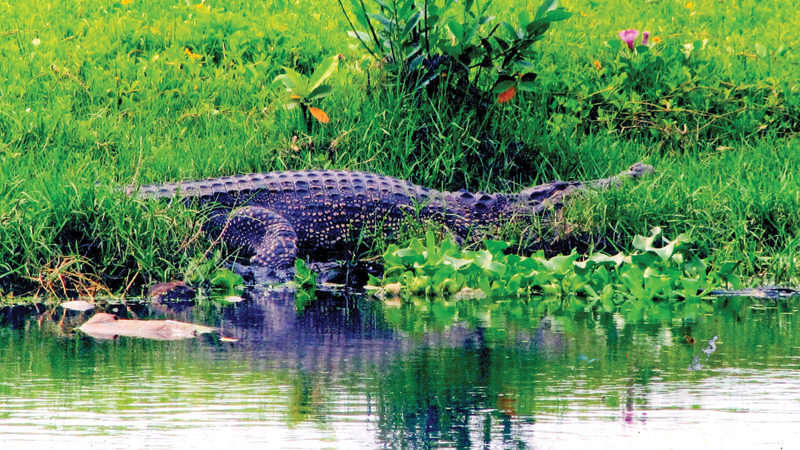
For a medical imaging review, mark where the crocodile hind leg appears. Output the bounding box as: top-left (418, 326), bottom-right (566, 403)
top-left (205, 206), bottom-right (298, 269)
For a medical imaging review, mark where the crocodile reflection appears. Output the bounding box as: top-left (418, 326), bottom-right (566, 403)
top-left (216, 287), bottom-right (559, 449)
top-left (220, 288), bottom-right (569, 368)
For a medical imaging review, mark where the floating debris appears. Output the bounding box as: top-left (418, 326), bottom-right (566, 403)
top-left (78, 313), bottom-right (217, 341)
top-left (60, 300), bottom-right (95, 312)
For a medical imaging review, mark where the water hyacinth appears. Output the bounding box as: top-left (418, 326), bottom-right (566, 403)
top-left (619, 29), bottom-right (639, 50)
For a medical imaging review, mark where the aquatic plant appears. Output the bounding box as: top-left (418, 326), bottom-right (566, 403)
top-left (369, 228), bottom-right (742, 312)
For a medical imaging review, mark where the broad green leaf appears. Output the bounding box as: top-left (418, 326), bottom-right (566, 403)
top-left (308, 56), bottom-right (339, 92)
top-left (402, 10), bottom-right (422, 37)
top-left (633, 227), bottom-right (690, 262)
top-left (484, 239), bottom-right (509, 256)
top-left (491, 76), bottom-right (516, 93)
top-left (368, 13), bottom-right (394, 30)
top-left (507, 274), bottom-right (522, 292)
top-left (280, 66), bottom-right (308, 91)
top-left (538, 252), bottom-right (580, 275)
top-left (474, 250), bottom-right (493, 268)
top-left (464, 20), bottom-right (482, 44)
top-left (373, 0), bottom-right (392, 11)
top-left (494, 36), bottom-right (510, 51)
top-left (677, 278), bottom-right (703, 299)
top-left (439, 43), bottom-right (462, 57)
top-left (483, 261), bottom-right (507, 277)
top-left (631, 252), bottom-right (659, 268)
top-left (501, 21), bottom-right (520, 40)
top-left (443, 254), bottom-right (473, 270)
top-left (526, 21), bottom-right (551, 37)
top-left (448, 19), bottom-right (464, 41)
top-left (543, 8), bottom-right (572, 23)
top-left (272, 73), bottom-right (294, 89)
top-left (683, 255), bottom-right (708, 278)
top-left (347, 30), bottom-right (373, 42)
top-left (534, 0), bottom-right (558, 21)
top-left (573, 259), bottom-right (595, 276)
top-left (606, 39), bottom-right (622, 51)
top-left (308, 85), bottom-right (334, 101)
top-left (588, 252), bottom-right (625, 267)
top-left (397, 0), bottom-right (413, 19)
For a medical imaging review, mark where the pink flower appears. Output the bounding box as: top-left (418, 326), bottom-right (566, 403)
top-left (619, 29), bottom-right (639, 51)
top-left (642, 31), bottom-right (650, 46)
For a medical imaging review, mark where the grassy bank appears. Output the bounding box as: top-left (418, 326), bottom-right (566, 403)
top-left (0, 0), bottom-right (798, 297)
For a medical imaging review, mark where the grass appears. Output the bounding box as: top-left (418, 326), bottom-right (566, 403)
top-left (0, 0), bottom-right (798, 298)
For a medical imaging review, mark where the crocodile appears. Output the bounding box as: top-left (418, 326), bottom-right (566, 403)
top-left (130, 163), bottom-right (654, 281)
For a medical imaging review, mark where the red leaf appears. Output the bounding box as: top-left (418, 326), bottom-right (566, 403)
top-left (498, 86), bottom-right (516, 103)
top-left (308, 107), bottom-right (330, 124)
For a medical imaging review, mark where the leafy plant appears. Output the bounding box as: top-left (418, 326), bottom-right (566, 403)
top-left (370, 228), bottom-right (742, 313)
top-left (273, 55), bottom-right (341, 132)
top-left (339, 0), bottom-right (571, 103)
top-left (208, 268), bottom-right (244, 297)
top-left (294, 259), bottom-right (318, 310)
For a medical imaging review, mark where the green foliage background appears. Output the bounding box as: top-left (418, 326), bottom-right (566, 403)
top-left (0, 0), bottom-right (798, 296)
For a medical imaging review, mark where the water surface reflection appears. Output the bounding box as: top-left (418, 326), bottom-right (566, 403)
top-left (0, 290), bottom-right (798, 449)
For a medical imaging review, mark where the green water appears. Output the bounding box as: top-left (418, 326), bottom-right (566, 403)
top-left (1, 290), bottom-right (799, 449)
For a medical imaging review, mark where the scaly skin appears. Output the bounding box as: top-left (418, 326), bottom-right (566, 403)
top-left (129, 164), bottom-right (653, 274)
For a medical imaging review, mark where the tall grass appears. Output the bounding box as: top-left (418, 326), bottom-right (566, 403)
top-left (0, 0), bottom-right (798, 296)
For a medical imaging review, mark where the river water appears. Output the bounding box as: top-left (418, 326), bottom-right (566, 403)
top-left (1, 289), bottom-right (798, 449)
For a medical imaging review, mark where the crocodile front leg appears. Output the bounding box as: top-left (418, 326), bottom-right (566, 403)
top-left (205, 206), bottom-right (298, 269)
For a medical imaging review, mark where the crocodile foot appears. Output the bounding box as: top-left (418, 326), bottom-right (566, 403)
top-left (229, 261), bottom-right (345, 286)
top-left (230, 262), bottom-right (296, 285)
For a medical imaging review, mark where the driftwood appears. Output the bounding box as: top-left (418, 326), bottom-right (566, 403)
top-left (78, 312), bottom-right (217, 340)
